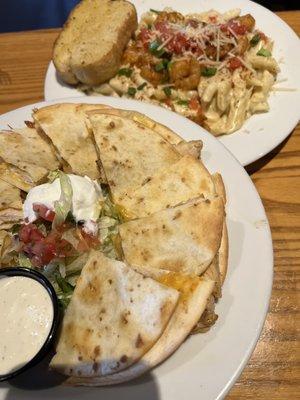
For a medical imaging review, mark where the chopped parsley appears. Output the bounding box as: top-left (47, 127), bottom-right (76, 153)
top-left (257, 48), bottom-right (272, 57)
top-left (137, 82), bottom-right (147, 90)
top-left (127, 87), bottom-right (137, 96)
top-left (201, 67), bottom-right (217, 77)
top-left (163, 87), bottom-right (172, 97)
top-left (117, 68), bottom-right (133, 77)
top-left (154, 59), bottom-right (169, 72)
top-left (177, 100), bottom-right (189, 106)
top-left (150, 9), bottom-right (161, 14)
top-left (250, 33), bottom-right (261, 46)
top-left (149, 40), bottom-right (165, 57)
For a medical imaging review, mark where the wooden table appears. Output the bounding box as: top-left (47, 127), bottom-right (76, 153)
top-left (0, 10), bottom-right (299, 399)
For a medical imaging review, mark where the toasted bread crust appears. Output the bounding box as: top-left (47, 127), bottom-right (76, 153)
top-left (53, 0), bottom-right (137, 85)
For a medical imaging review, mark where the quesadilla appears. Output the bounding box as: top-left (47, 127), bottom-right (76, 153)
top-left (89, 112), bottom-right (181, 202)
top-left (33, 103), bottom-right (111, 180)
top-left (67, 266), bottom-right (215, 386)
top-left (212, 173), bottom-right (228, 284)
top-left (0, 179), bottom-right (23, 228)
top-left (0, 230), bottom-right (13, 267)
top-left (88, 108), bottom-right (202, 158)
top-left (0, 127), bottom-right (59, 183)
top-left (119, 196), bottom-right (224, 276)
top-left (0, 179), bottom-right (22, 211)
top-left (118, 155), bottom-right (216, 219)
top-left (0, 162), bottom-right (33, 192)
top-left (50, 251), bottom-right (179, 377)
top-left (88, 108), bottom-right (183, 145)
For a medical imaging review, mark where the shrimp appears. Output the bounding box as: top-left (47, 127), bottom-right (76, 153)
top-left (236, 36), bottom-right (249, 55)
top-left (155, 11), bottom-right (184, 24)
top-left (169, 58), bottom-right (200, 90)
top-left (237, 14), bottom-right (255, 32)
top-left (140, 65), bottom-right (168, 87)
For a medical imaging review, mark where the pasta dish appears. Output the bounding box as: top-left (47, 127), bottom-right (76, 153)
top-left (83, 8), bottom-right (280, 136)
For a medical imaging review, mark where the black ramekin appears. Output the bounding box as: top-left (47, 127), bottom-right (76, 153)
top-left (0, 267), bottom-right (59, 382)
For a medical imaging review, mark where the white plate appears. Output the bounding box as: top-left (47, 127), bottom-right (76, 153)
top-left (0, 97), bottom-right (273, 400)
top-left (44, 0), bottom-right (300, 166)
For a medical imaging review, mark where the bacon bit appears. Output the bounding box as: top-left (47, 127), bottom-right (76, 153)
top-left (209, 15), bottom-right (217, 24)
top-left (228, 57), bottom-right (243, 70)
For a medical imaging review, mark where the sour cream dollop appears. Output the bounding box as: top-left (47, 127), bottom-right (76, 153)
top-left (0, 276), bottom-right (53, 375)
top-left (23, 174), bottom-right (102, 234)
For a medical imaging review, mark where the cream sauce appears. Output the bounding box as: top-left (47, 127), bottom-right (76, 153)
top-left (0, 276), bottom-right (53, 375)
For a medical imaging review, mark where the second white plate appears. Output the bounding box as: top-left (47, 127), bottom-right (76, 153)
top-left (44, 0), bottom-right (300, 166)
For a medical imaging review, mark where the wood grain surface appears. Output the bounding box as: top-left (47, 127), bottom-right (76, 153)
top-left (0, 10), bottom-right (299, 399)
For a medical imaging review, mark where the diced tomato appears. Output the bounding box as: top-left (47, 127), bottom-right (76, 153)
top-left (33, 203), bottom-right (55, 222)
top-left (228, 57), bottom-right (243, 70)
top-left (167, 32), bottom-right (188, 54)
top-left (228, 20), bottom-right (247, 35)
top-left (220, 23), bottom-right (229, 33)
top-left (30, 241), bottom-right (57, 266)
top-left (139, 28), bottom-right (151, 43)
top-left (189, 97), bottom-right (200, 110)
top-left (19, 223), bottom-right (45, 244)
top-left (154, 21), bottom-right (172, 36)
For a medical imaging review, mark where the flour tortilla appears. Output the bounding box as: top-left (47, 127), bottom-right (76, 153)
top-left (175, 140), bottom-right (202, 159)
top-left (0, 162), bottom-right (33, 192)
top-left (87, 108), bottom-right (182, 145)
top-left (0, 179), bottom-right (22, 211)
top-left (89, 112), bottom-right (181, 202)
top-left (67, 267), bottom-right (214, 386)
top-left (120, 196), bottom-right (224, 276)
top-left (0, 127), bottom-right (59, 183)
top-left (0, 230), bottom-right (13, 267)
top-left (33, 103), bottom-right (110, 180)
top-left (88, 108), bottom-right (202, 158)
top-left (118, 155), bottom-right (216, 219)
top-left (212, 173), bottom-right (228, 284)
top-left (50, 251), bottom-right (179, 377)
top-left (0, 207), bottom-right (23, 227)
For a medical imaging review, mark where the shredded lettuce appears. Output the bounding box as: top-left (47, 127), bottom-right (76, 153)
top-left (18, 253), bottom-right (33, 268)
top-left (53, 172), bottom-right (73, 228)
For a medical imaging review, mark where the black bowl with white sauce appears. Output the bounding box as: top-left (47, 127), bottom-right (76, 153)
top-left (0, 267), bottom-right (59, 381)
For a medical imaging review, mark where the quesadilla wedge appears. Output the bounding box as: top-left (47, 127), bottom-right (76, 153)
top-left (117, 155), bottom-right (216, 219)
top-left (0, 209), bottom-right (23, 226)
top-left (0, 230), bottom-right (13, 267)
top-left (50, 251), bottom-right (179, 377)
top-left (0, 179), bottom-right (23, 211)
top-left (0, 127), bottom-right (59, 183)
top-left (0, 162), bottom-right (33, 192)
top-left (88, 108), bottom-right (202, 158)
top-left (33, 103), bottom-right (111, 180)
top-left (87, 108), bottom-right (183, 145)
top-left (212, 173), bottom-right (228, 284)
top-left (175, 140), bottom-right (202, 159)
top-left (67, 267), bottom-right (215, 386)
top-left (89, 112), bottom-right (181, 202)
top-left (119, 196), bottom-right (224, 276)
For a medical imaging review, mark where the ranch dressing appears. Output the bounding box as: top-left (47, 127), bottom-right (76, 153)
top-left (0, 276), bottom-right (53, 375)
